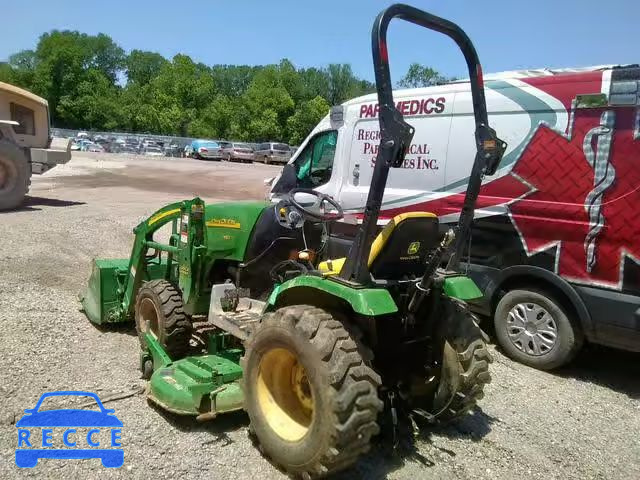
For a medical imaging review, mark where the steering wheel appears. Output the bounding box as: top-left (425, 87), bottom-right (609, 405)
top-left (288, 188), bottom-right (344, 222)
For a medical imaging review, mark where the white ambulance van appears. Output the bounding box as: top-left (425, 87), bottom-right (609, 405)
top-left (271, 64), bottom-right (640, 370)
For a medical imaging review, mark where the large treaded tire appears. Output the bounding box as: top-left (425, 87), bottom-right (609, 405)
top-left (242, 305), bottom-right (383, 478)
top-left (0, 140), bottom-right (29, 211)
top-left (412, 298), bottom-right (492, 423)
top-left (134, 280), bottom-right (192, 359)
top-left (436, 299), bottom-right (493, 422)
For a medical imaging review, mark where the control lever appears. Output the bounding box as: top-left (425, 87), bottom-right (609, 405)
top-left (408, 229), bottom-right (456, 314)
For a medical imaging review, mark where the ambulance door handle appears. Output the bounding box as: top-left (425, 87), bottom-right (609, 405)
top-left (353, 163), bottom-right (360, 179)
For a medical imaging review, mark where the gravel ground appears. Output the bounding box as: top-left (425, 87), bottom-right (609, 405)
top-left (1, 151), bottom-right (639, 479)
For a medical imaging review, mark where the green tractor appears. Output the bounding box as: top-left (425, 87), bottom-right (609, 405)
top-left (81, 4), bottom-right (506, 477)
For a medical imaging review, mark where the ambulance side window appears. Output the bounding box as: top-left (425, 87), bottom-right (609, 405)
top-left (294, 130), bottom-right (338, 188)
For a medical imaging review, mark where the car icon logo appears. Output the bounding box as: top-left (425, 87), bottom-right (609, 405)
top-left (15, 391), bottom-right (123, 468)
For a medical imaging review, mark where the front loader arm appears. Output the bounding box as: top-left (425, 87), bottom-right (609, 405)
top-left (121, 202), bottom-right (184, 318)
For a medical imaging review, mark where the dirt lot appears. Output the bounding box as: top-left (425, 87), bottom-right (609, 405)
top-left (1, 151), bottom-right (639, 479)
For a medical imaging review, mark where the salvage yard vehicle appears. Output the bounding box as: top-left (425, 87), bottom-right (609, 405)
top-left (255, 141), bottom-right (291, 164)
top-left (143, 146), bottom-right (164, 157)
top-left (188, 139), bottom-right (225, 161)
top-left (270, 58), bottom-right (640, 371)
top-left (224, 142), bottom-right (255, 163)
top-left (0, 81), bottom-right (71, 210)
top-left (81, 5), bottom-right (504, 477)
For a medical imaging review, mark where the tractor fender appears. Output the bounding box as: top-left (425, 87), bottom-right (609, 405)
top-left (266, 275), bottom-right (398, 317)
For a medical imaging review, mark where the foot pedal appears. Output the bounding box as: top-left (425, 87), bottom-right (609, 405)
top-left (208, 284), bottom-right (265, 340)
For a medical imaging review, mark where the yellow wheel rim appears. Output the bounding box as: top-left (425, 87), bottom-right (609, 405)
top-left (256, 347), bottom-right (314, 442)
top-left (138, 297), bottom-right (159, 338)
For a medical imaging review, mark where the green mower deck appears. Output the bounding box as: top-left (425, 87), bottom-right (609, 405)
top-left (142, 331), bottom-right (244, 419)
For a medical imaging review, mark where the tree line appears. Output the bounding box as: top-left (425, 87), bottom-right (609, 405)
top-left (0, 31), bottom-right (449, 145)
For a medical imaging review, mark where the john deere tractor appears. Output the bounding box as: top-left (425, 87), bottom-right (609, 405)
top-left (81, 5), bottom-right (506, 477)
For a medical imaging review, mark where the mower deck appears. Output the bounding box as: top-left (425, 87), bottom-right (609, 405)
top-left (143, 331), bottom-right (245, 419)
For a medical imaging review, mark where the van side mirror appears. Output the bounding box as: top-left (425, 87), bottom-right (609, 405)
top-left (271, 163), bottom-right (298, 194)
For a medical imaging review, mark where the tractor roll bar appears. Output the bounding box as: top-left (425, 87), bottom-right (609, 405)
top-left (340, 4), bottom-right (505, 283)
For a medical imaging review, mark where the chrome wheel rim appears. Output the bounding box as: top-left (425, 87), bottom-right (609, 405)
top-left (506, 302), bottom-right (558, 356)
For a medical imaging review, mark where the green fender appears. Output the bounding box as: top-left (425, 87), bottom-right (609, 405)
top-left (267, 275), bottom-right (398, 316)
top-left (442, 275), bottom-right (483, 301)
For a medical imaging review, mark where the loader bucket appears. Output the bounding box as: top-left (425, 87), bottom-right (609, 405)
top-left (81, 258), bottom-right (130, 325)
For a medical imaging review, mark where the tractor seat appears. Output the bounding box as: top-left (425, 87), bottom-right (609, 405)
top-left (318, 212), bottom-right (440, 280)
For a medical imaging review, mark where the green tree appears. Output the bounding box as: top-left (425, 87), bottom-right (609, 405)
top-left (286, 96), bottom-right (330, 145)
top-left (0, 62), bottom-right (14, 83)
top-left (211, 65), bottom-right (259, 97)
top-left (126, 50), bottom-right (168, 85)
top-left (57, 69), bottom-right (123, 129)
top-left (325, 64), bottom-right (373, 105)
top-left (398, 63), bottom-right (448, 88)
top-left (0, 28), bottom-right (378, 138)
top-left (244, 66), bottom-right (294, 141)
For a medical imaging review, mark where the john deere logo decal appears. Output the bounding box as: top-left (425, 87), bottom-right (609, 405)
top-left (407, 242), bottom-right (420, 255)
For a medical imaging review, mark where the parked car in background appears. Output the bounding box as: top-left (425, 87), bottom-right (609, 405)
top-left (163, 143), bottom-right (181, 157)
top-left (254, 142), bottom-right (291, 164)
top-left (143, 146), bottom-right (164, 157)
top-left (86, 142), bottom-right (105, 153)
top-left (189, 139), bottom-right (224, 160)
top-left (183, 143), bottom-right (194, 158)
top-left (218, 141), bottom-right (233, 159)
top-left (224, 142), bottom-right (255, 163)
top-left (120, 145), bottom-right (138, 155)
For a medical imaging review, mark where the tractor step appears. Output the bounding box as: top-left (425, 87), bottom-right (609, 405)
top-left (207, 284), bottom-right (265, 341)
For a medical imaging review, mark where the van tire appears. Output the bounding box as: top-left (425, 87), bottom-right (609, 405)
top-left (494, 289), bottom-right (583, 370)
top-left (0, 140), bottom-right (30, 210)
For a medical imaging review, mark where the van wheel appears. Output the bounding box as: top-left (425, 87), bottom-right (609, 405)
top-left (494, 289), bottom-right (583, 370)
top-left (0, 140), bottom-right (29, 210)
top-left (264, 156), bottom-right (270, 165)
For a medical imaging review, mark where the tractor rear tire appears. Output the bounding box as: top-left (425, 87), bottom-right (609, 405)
top-left (135, 280), bottom-right (192, 359)
top-left (241, 306), bottom-right (383, 478)
top-left (412, 298), bottom-right (493, 423)
top-left (0, 140), bottom-right (29, 211)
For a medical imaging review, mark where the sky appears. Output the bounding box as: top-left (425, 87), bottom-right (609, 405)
top-left (1, 0), bottom-right (638, 82)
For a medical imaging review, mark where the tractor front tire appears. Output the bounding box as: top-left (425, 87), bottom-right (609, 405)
top-left (0, 140), bottom-right (29, 210)
top-left (242, 306), bottom-right (383, 478)
top-left (135, 280), bottom-right (192, 359)
top-left (412, 298), bottom-right (493, 423)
